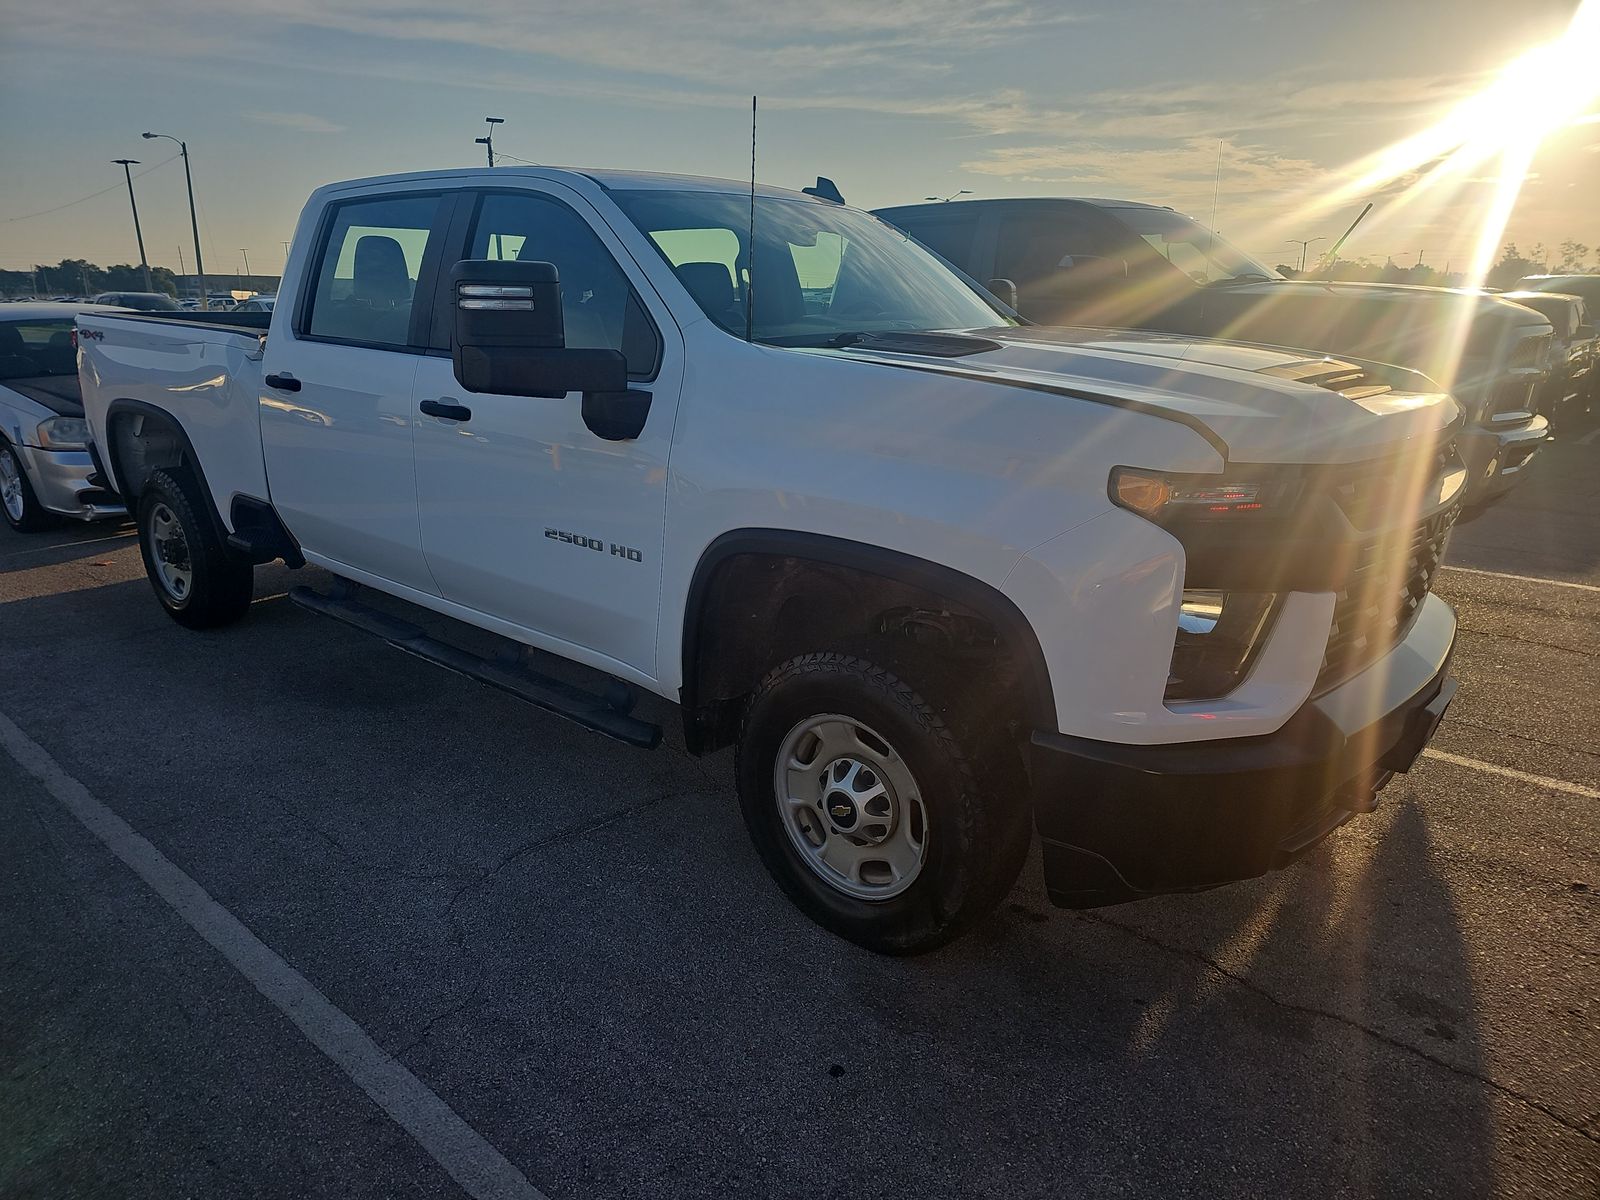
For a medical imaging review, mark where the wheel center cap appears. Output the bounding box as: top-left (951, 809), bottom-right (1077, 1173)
top-left (823, 789), bottom-right (859, 831)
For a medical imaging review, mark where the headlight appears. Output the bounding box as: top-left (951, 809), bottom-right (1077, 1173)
top-left (1110, 466), bottom-right (1285, 523)
top-left (35, 416), bottom-right (91, 450)
top-left (1166, 590), bottom-right (1278, 701)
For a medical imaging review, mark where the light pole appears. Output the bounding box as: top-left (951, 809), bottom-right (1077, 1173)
top-left (1287, 237), bottom-right (1326, 273)
top-left (112, 160), bottom-right (154, 292)
top-left (923, 189), bottom-right (972, 202)
top-left (142, 132), bottom-right (207, 309)
top-left (475, 116), bottom-right (504, 167)
top-left (239, 248), bottom-right (251, 290)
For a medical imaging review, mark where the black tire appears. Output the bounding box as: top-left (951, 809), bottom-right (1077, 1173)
top-left (136, 467), bottom-right (254, 629)
top-left (0, 438), bottom-right (61, 533)
top-left (736, 653), bottom-right (1031, 955)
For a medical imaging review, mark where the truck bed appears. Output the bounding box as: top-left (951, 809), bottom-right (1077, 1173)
top-left (77, 309), bottom-right (272, 524)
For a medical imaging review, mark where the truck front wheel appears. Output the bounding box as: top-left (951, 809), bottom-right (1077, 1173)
top-left (136, 468), bottom-right (254, 629)
top-left (736, 653), bottom-right (1030, 954)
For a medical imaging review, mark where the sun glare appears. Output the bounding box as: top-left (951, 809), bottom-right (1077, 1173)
top-left (1303, 0), bottom-right (1600, 282)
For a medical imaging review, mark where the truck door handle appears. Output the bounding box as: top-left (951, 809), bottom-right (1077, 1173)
top-left (265, 373), bottom-right (301, 392)
top-left (420, 399), bottom-right (472, 422)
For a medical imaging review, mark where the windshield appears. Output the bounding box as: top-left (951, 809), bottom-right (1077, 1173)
top-left (1105, 206), bottom-right (1279, 285)
top-left (611, 189), bottom-right (1012, 346)
top-left (0, 318), bottom-right (77, 379)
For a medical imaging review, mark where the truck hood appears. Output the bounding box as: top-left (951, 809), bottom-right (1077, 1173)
top-left (1173, 279), bottom-right (1550, 383)
top-left (825, 326), bottom-right (1461, 466)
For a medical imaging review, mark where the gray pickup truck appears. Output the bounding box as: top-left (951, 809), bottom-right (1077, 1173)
top-left (877, 197), bottom-right (1553, 506)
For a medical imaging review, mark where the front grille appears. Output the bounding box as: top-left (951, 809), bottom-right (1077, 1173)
top-left (1318, 509), bottom-right (1456, 690)
top-left (1507, 331), bottom-right (1551, 372)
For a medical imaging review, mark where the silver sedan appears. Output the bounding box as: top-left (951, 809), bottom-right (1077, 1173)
top-left (0, 303), bottom-right (128, 531)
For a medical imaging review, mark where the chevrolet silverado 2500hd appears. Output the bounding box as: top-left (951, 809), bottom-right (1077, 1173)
top-left (79, 168), bottom-right (1464, 953)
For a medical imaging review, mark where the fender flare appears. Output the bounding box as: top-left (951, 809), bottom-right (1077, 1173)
top-left (103, 398), bottom-right (230, 543)
top-left (679, 528), bottom-right (1056, 733)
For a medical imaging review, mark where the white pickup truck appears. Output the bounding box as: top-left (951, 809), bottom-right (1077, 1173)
top-left (78, 167), bottom-right (1464, 952)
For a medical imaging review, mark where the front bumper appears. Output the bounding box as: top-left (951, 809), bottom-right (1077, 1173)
top-left (1030, 593), bottom-right (1457, 908)
top-left (1456, 414), bottom-right (1549, 505)
top-left (16, 443), bottom-right (126, 521)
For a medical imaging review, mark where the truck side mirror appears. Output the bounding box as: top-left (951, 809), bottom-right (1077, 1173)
top-left (451, 259), bottom-right (623, 398)
top-left (986, 277), bottom-right (1019, 310)
top-left (449, 259), bottom-right (652, 440)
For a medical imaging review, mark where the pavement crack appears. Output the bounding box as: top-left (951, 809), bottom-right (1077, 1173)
top-left (1076, 909), bottom-right (1600, 1146)
top-left (1457, 625), bottom-right (1599, 659)
top-left (394, 982), bottom-right (483, 1059)
top-left (443, 788), bottom-right (677, 919)
top-left (1444, 717), bottom-right (1600, 763)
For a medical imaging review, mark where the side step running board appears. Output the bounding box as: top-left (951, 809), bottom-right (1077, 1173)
top-left (289, 585), bottom-right (662, 749)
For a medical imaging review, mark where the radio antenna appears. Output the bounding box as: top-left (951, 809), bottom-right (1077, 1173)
top-left (746, 95), bottom-right (757, 344)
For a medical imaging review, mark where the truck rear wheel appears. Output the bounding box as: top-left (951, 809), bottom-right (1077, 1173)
top-left (736, 653), bottom-right (1030, 954)
top-left (136, 468), bottom-right (254, 629)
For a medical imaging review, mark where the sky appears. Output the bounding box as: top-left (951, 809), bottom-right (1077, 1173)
top-left (2, 0), bottom-right (1596, 282)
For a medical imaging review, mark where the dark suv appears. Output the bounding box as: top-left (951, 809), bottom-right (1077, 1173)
top-left (91, 291), bottom-right (180, 312)
top-left (876, 197), bottom-right (1553, 505)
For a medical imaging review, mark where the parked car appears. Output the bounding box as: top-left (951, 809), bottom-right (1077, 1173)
top-left (234, 295), bottom-right (276, 313)
top-left (0, 303), bottom-right (128, 531)
top-left (91, 291), bottom-right (180, 311)
top-left (876, 197), bottom-right (1552, 506)
top-left (79, 167), bottom-right (1463, 952)
top-left (1498, 290), bottom-right (1593, 422)
top-left (1515, 273), bottom-right (1600, 312)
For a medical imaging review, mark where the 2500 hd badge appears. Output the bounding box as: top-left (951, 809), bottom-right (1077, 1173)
top-left (545, 527), bottom-right (643, 562)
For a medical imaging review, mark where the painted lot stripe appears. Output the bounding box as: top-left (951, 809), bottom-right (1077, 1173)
top-left (0, 530), bottom-right (137, 561)
top-left (1575, 424), bottom-right (1600, 447)
top-left (0, 708), bottom-right (547, 1200)
top-left (1422, 748), bottom-right (1600, 800)
top-left (1440, 565), bottom-right (1600, 594)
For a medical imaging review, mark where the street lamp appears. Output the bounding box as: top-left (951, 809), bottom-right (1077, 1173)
top-left (923, 189), bottom-right (973, 202)
top-left (142, 131), bottom-right (207, 309)
top-left (474, 116), bottom-right (504, 167)
top-left (1286, 236), bottom-right (1327, 273)
top-left (112, 160), bottom-right (154, 292)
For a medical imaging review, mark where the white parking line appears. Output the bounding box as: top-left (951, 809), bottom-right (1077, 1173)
top-left (0, 709), bottom-right (547, 1200)
top-left (1421, 748), bottom-right (1600, 799)
top-left (1575, 424), bottom-right (1600, 447)
top-left (0, 530), bottom-right (137, 561)
top-left (1440, 565), bottom-right (1600, 594)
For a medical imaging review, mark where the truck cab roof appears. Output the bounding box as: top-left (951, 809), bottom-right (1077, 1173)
top-left (316, 165), bottom-right (828, 204)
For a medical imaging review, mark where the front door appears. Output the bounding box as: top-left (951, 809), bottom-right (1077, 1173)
top-left (411, 185), bottom-right (682, 679)
top-left (260, 190), bottom-right (449, 594)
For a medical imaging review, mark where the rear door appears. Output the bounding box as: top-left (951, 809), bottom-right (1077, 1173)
top-left (410, 184), bottom-right (683, 679)
top-left (260, 190), bottom-right (452, 594)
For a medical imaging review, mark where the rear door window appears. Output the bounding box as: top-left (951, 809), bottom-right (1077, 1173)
top-left (304, 194), bottom-right (444, 349)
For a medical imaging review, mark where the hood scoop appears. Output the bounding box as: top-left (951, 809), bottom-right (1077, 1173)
top-left (1257, 356), bottom-right (1393, 402)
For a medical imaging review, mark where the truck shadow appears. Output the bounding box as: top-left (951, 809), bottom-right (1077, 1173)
top-left (891, 798), bottom-right (1499, 1196)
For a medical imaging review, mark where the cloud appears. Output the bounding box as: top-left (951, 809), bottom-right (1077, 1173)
top-left (243, 110), bottom-right (346, 135)
top-left (13, 0), bottom-right (1082, 85)
top-left (959, 137), bottom-right (1330, 207)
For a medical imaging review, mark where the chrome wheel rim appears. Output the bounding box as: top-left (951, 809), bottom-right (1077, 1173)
top-left (146, 502), bottom-right (193, 602)
top-left (0, 448), bottom-right (23, 522)
top-left (773, 713), bottom-right (928, 901)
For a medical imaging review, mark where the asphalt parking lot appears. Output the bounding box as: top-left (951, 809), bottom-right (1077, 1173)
top-left (2, 428), bottom-right (1597, 1200)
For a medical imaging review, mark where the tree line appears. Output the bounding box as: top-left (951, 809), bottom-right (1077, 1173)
top-left (1277, 240), bottom-right (1596, 290)
top-left (0, 259), bottom-right (182, 298)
